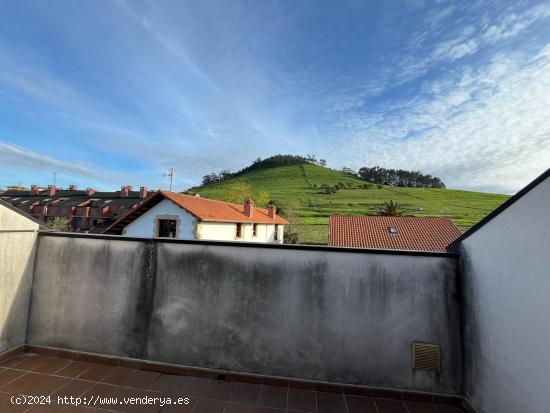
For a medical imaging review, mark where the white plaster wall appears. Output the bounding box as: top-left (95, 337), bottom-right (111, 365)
top-left (0, 204), bottom-right (40, 352)
top-left (123, 199), bottom-right (196, 239)
top-left (199, 222), bottom-right (284, 243)
top-left (461, 175), bottom-right (550, 413)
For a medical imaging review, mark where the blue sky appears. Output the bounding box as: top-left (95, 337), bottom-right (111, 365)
top-left (1, 0), bottom-right (549, 194)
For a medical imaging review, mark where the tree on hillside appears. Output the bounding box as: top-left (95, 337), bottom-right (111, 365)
top-left (49, 216), bottom-right (71, 231)
top-left (280, 201), bottom-right (300, 244)
top-left (376, 200), bottom-right (409, 216)
top-left (255, 191), bottom-right (271, 207)
top-left (218, 180), bottom-right (254, 204)
top-left (358, 166), bottom-right (445, 188)
top-left (216, 180), bottom-right (271, 207)
top-left (341, 167), bottom-right (356, 176)
top-left (319, 159), bottom-right (327, 166)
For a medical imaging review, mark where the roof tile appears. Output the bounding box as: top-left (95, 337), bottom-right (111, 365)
top-left (328, 216), bottom-right (461, 252)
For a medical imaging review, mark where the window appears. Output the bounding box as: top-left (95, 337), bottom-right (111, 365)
top-left (253, 223), bottom-right (258, 237)
top-left (388, 227), bottom-right (398, 234)
top-left (274, 224), bottom-right (280, 240)
top-left (158, 219), bottom-right (177, 238)
top-left (236, 223), bottom-right (243, 238)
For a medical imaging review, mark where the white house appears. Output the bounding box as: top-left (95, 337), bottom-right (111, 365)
top-left (104, 191), bottom-right (288, 243)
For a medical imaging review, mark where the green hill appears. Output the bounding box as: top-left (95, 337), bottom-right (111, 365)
top-left (188, 162), bottom-right (509, 244)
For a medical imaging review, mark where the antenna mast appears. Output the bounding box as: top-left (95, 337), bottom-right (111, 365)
top-left (163, 168), bottom-right (175, 192)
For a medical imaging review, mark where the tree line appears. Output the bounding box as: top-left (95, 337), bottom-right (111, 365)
top-left (351, 166), bottom-right (446, 188)
top-left (201, 154), bottom-right (326, 185)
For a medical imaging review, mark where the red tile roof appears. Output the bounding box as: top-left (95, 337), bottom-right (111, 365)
top-left (328, 215), bottom-right (462, 252)
top-left (160, 191), bottom-right (288, 224)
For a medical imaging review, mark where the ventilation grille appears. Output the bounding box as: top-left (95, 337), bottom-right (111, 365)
top-left (411, 342), bottom-right (440, 372)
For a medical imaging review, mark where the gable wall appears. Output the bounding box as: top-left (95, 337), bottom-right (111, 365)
top-left (460, 175), bottom-right (550, 413)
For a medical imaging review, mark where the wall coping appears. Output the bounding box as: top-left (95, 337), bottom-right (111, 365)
top-left (38, 231), bottom-right (459, 258)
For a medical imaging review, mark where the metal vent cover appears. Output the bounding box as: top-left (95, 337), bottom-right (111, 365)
top-left (411, 342), bottom-right (440, 372)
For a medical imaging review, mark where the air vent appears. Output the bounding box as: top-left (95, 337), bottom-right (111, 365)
top-left (411, 342), bottom-right (440, 372)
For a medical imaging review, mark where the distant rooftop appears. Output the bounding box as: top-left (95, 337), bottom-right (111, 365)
top-left (328, 215), bottom-right (462, 252)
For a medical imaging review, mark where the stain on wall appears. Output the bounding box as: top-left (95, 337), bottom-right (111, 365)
top-left (27, 234), bottom-right (461, 393)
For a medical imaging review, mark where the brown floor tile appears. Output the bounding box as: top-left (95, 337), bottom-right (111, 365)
top-left (316, 391), bottom-right (346, 413)
top-left (10, 355), bottom-right (52, 371)
top-left (35, 358), bottom-right (73, 375)
top-left (203, 380), bottom-right (233, 401)
top-left (287, 388), bottom-right (316, 412)
top-left (374, 398), bottom-right (408, 413)
top-left (230, 382), bottom-right (260, 404)
top-left (178, 377), bottom-right (212, 397)
top-left (78, 364), bottom-right (115, 382)
top-left (1, 372), bottom-right (50, 394)
top-left (345, 395), bottom-right (378, 413)
top-left (99, 366), bottom-right (137, 385)
top-left (123, 370), bottom-right (161, 389)
top-left (24, 375), bottom-right (72, 396)
top-left (149, 375), bottom-right (186, 394)
top-left (56, 362), bottom-right (94, 379)
top-left (26, 406), bottom-right (64, 413)
top-left (406, 401), bottom-right (439, 413)
top-left (53, 379), bottom-right (96, 399)
top-left (0, 355), bottom-right (29, 368)
top-left (61, 406), bottom-right (98, 412)
top-left (255, 407), bottom-right (286, 413)
top-left (192, 398), bottom-right (226, 413)
top-left (435, 405), bottom-right (465, 413)
top-left (84, 382), bottom-right (119, 398)
top-left (0, 369), bottom-right (26, 388)
top-left (0, 392), bottom-right (31, 412)
top-left (258, 385), bottom-right (287, 409)
top-left (224, 403), bottom-right (257, 413)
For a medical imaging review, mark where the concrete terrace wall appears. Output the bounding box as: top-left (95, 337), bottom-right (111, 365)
top-left (27, 234), bottom-right (461, 394)
top-left (460, 176), bottom-right (550, 413)
top-left (0, 203), bottom-right (40, 353)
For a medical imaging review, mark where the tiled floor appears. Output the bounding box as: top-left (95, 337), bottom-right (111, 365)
top-left (0, 353), bottom-right (465, 413)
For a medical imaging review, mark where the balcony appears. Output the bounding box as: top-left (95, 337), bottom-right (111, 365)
top-left (2, 169), bottom-right (550, 413)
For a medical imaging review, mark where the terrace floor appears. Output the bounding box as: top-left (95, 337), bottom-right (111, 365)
top-left (0, 352), bottom-right (466, 413)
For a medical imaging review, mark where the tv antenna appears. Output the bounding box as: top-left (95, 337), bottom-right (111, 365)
top-left (163, 168), bottom-right (175, 192)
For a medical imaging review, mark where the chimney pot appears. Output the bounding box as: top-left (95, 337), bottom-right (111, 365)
top-left (69, 184), bottom-right (77, 190)
top-left (47, 185), bottom-right (56, 196)
top-left (267, 203), bottom-right (276, 218)
top-left (31, 185), bottom-right (40, 195)
top-left (139, 186), bottom-right (148, 199)
top-left (244, 198), bottom-right (254, 218)
top-left (120, 185), bottom-right (131, 198)
top-left (86, 188), bottom-right (96, 196)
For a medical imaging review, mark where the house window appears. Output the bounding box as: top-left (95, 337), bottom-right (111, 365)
top-left (253, 223), bottom-right (258, 237)
top-left (388, 227), bottom-right (398, 235)
top-left (274, 224), bottom-right (279, 240)
top-left (158, 219), bottom-right (177, 238)
top-left (236, 223), bottom-right (243, 238)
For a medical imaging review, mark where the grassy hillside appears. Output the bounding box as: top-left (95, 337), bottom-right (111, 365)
top-left (188, 163), bottom-right (509, 244)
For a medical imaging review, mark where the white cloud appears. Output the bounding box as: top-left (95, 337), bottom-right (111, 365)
top-left (330, 44), bottom-right (550, 193)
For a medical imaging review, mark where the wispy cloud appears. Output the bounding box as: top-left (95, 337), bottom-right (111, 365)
top-left (329, 44), bottom-right (550, 193)
top-left (0, 0), bottom-right (548, 193)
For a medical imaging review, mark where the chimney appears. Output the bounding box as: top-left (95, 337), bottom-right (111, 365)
top-left (31, 185), bottom-right (40, 195)
top-left (47, 185), bottom-right (56, 196)
top-left (139, 186), bottom-right (148, 199)
top-left (267, 203), bottom-right (276, 218)
top-left (244, 198), bottom-right (254, 218)
top-left (86, 188), bottom-right (96, 196)
top-left (69, 184), bottom-right (77, 190)
top-left (120, 185), bottom-right (132, 198)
